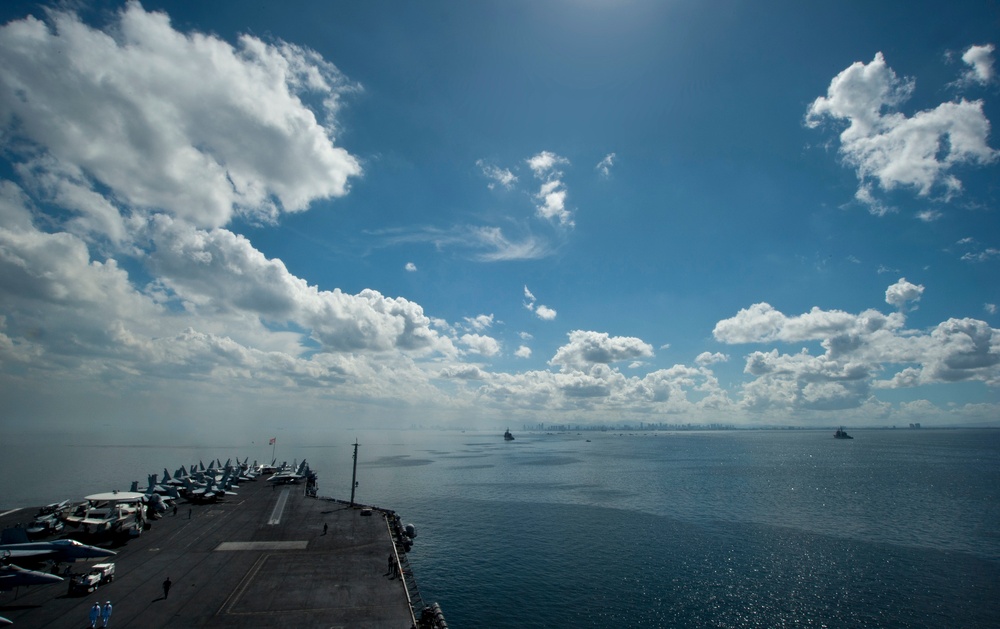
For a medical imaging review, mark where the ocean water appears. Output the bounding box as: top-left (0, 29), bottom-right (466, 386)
top-left (2, 428), bottom-right (998, 627)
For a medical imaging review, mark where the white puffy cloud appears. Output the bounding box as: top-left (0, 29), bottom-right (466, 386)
top-left (713, 303), bottom-right (862, 344)
top-left (534, 305), bottom-right (557, 321)
top-left (885, 278), bottom-right (924, 309)
top-left (438, 364), bottom-right (487, 380)
top-left (695, 351), bottom-right (728, 366)
top-left (715, 281), bottom-right (1000, 412)
top-left (960, 44), bottom-right (996, 85)
top-left (527, 151), bottom-right (573, 227)
top-left (527, 151), bottom-right (569, 175)
top-left (463, 314), bottom-right (494, 332)
top-left (807, 52), bottom-right (997, 213)
top-left (405, 262), bottom-right (417, 272)
top-left (0, 4), bottom-right (362, 230)
top-left (459, 333), bottom-right (501, 357)
top-left (475, 361), bottom-right (733, 418)
top-left (523, 285), bottom-right (557, 320)
top-left (515, 345), bottom-right (532, 359)
top-left (550, 330), bottom-right (654, 370)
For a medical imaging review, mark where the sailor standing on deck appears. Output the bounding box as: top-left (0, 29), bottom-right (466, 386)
top-left (101, 600), bottom-right (113, 627)
top-left (89, 602), bottom-right (101, 628)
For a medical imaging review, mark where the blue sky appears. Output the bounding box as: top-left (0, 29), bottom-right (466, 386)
top-left (0, 1), bottom-right (998, 437)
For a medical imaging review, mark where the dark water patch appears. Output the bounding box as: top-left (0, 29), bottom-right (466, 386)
top-left (518, 456), bottom-right (580, 466)
top-left (364, 455), bottom-right (435, 468)
top-left (409, 498), bottom-right (1000, 629)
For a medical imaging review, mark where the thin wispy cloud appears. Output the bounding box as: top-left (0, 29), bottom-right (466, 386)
top-left (477, 159), bottom-right (518, 190)
top-left (370, 225), bottom-right (552, 262)
top-left (595, 153), bottom-right (616, 177)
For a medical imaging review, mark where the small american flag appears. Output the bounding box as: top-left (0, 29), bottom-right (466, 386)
top-left (269, 437), bottom-right (276, 445)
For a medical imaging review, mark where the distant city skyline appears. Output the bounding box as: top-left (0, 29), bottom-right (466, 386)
top-left (0, 1), bottom-right (997, 438)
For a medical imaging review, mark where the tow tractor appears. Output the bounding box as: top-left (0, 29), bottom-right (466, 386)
top-left (69, 562), bottom-right (115, 594)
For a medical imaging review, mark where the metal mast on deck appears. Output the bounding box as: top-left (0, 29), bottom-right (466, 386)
top-left (350, 439), bottom-right (359, 506)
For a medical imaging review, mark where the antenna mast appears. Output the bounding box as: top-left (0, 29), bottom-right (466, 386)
top-left (349, 439), bottom-right (359, 506)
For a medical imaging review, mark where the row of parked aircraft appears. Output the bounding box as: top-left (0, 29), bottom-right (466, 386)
top-left (1, 457), bottom-right (312, 603)
top-left (134, 457), bottom-right (311, 504)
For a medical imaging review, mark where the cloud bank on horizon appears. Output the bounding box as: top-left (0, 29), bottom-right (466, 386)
top-left (0, 2), bottom-right (997, 433)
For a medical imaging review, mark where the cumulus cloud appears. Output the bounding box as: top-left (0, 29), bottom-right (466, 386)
top-left (476, 361), bottom-right (732, 416)
top-left (459, 333), bottom-right (501, 357)
top-left (523, 285), bottom-right (557, 321)
top-left (527, 151), bottom-right (573, 227)
top-left (715, 281), bottom-right (1000, 411)
top-left (405, 262), bottom-right (417, 272)
top-left (885, 278), bottom-right (924, 309)
top-left (959, 44), bottom-right (996, 86)
top-left (806, 52), bottom-right (997, 214)
top-left (0, 4), bottom-right (362, 230)
top-left (439, 364), bottom-right (487, 380)
top-left (696, 351), bottom-right (728, 366)
top-left (515, 345), bottom-right (532, 359)
top-left (549, 330), bottom-right (654, 371)
top-left (534, 305), bottom-right (557, 321)
top-left (463, 314), bottom-right (494, 332)
top-left (0, 5), bottom-right (485, 425)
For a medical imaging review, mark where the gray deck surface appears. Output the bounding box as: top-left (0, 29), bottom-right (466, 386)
top-left (0, 481), bottom-right (417, 628)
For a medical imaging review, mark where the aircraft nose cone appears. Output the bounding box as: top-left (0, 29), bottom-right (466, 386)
top-left (37, 572), bottom-right (65, 585)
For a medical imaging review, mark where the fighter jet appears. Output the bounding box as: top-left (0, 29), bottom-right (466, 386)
top-left (0, 562), bottom-right (64, 591)
top-left (0, 539), bottom-right (116, 565)
top-left (266, 460), bottom-right (309, 484)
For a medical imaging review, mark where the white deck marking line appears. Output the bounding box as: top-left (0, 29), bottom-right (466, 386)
top-left (215, 541), bottom-right (308, 551)
top-left (267, 487), bottom-right (290, 525)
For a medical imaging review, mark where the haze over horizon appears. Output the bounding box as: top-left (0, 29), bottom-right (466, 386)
top-left (0, 1), bottom-right (998, 441)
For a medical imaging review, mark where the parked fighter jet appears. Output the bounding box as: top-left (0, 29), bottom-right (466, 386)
top-left (129, 477), bottom-right (178, 516)
top-left (0, 539), bottom-right (116, 565)
top-left (0, 562), bottom-right (64, 591)
top-left (266, 460), bottom-right (310, 484)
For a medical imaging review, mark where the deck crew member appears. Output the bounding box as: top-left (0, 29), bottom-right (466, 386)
top-left (89, 602), bottom-right (101, 628)
top-left (101, 600), bottom-right (113, 628)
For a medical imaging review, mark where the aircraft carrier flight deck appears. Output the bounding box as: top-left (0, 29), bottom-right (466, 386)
top-left (0, 470), bottom-right (438, 628)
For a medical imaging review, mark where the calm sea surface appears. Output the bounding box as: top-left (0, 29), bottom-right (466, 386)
top-left (2, 428), bottom-right (998, 627)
